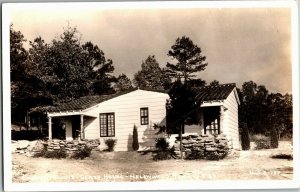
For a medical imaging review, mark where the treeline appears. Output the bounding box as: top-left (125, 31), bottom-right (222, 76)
top-left (10, 24), bottom-right (292, 138)
top-left (238, 81), bottom-right (292, 139)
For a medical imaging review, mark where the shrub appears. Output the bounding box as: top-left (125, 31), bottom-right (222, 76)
top-left (153, 138), bottom-right (177, 160)
top-left (132, 125), bottom-right (139, 151)
top-left (33, 147), bottom-right (67, 159)
top-left (241, 126), bottom-right (250, 150)
top-left (205, 150), bottom-right (228, 160)
top-left (253, 134), bottom-right (271, 150)
top-left (71, 146), bottom-right (92, 159)
top-left (270, 153), bottom-right (293, 160)
top-left (104, 138), bottom-right (117, 152)
top-left (155, 138), bottom-right (169, 151)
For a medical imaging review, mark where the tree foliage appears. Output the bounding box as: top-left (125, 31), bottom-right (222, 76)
top-left (114, 73), bottom-right (133, 92)
top-left (239, 81), bottom-right (293, 143)
top-left (10, 25), bottom-right (52, 123)
top-left (209, 80), bottom-right (220, 86)
top-left (166, 81), bottom-right (199, 134)
top-left (133, 55), bottom-right (171, 90)
top-left (166, 36), bottom-right (208, 84)
top-left (10, 24), bottom-right (117, 124)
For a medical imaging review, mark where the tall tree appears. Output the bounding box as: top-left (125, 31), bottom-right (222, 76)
top-left (10, 24), bottom-right (28, 82)
top-left (10, 25), bottom-right (52, 124)
top-left (36, 25), bottom-right (116, 101)
top-left (239, 80), bottom-right (293, 143)
top-left (133, 55), bottom-right (171, 90)
top-left (82, 41), bottom-right (116, 95)
top-left (166, 81), bottom-right (200, 158)
top-left (114, 73), bottom-right (133, 92)
top-left (166, 36), bottom-right (208, 84)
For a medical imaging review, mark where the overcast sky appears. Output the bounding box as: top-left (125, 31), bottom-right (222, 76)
top-left (8, 3), bottom-right (292, 94)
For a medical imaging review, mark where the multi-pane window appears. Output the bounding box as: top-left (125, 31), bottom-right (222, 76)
top-left (203, 107), bottom-right (220, 135)
top-left (140, 107), bottom-right (149, 125)
top-left (204, 118), bottom-right (220, 135)
top-left (100, 113), bottom-right (115, 137)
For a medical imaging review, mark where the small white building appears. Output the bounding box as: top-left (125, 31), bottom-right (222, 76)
top-left (184, 83), bottom-right (241, 149)
top-left (43, 84), bottom-right (240, 151)
top-left (46, 89), bottom-right (169, 151)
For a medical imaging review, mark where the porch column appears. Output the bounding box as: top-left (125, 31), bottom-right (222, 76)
top-left (48, 116), bottom-right (52, 140)
top-left (220, 106), bottom-right (224, 133)
top-left (80, 114), bottom-right (84, 140)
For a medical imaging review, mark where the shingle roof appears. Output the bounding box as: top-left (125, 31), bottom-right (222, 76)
top-left (193, 83), bottom-right (236, 102)
top-left (30, 88), bottom-right (167, 113)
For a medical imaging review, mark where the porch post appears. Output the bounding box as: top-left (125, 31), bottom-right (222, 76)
top-left (220, 106), bottom-right (224, 134)
top-left (48, 116), bottom-right (52, 140)
top-left (80, 114), bottom-right (84, 140)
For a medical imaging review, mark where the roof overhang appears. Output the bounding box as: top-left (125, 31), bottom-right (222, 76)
top-left (47, 110), bottom-right (97, 118)
top-left (200, 100), bottom-right (224, 107)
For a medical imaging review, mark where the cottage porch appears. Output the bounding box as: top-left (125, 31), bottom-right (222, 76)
top-left (47, 113), bottom-right (96, 140)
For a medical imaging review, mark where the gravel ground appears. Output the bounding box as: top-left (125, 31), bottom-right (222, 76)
top-left (12, 141), bottom-right (293, 182)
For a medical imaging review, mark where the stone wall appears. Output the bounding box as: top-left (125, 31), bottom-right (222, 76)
top-left (12, 139), bottom-right (101, 157)
top-left (172, 134), bottom-right (230, 159)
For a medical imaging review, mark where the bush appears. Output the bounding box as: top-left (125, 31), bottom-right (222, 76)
top-left (241, 126), bottom-right (250, 150)
top-left (205, 150), bottom-right (228, 160)
top-left (153, 138), bottom-right (177, 160)
top-left (155, 138), bottom-right (169, 151)
top-left (33, 147), bottom-right (67, 159)
top-left (71, 146), bottom-right (92, 159)
top-left (253, 134), bottom-right (271, 150)
top-left (104, 138), bottom-right (117, 152)
top-left (270, 153), bottom-right (293, 160)
top-left (132, 125), bottom-right (139, 151)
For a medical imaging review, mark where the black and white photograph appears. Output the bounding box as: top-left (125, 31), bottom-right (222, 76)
top-left (2, 1), bottom-right (299, 191)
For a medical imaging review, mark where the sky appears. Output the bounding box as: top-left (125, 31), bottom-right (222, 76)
top-left (7, 3), bottom-right (293, 94)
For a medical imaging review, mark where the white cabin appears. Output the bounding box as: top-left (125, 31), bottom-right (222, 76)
top-left (46, 89), bottom-right (169, 151)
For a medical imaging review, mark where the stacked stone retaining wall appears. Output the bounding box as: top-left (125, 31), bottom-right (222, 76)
top-left (173, 134), bottom-right (230, 159)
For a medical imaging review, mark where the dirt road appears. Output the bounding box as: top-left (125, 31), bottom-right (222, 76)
top-left (12, 142), bottom-right (293, 182)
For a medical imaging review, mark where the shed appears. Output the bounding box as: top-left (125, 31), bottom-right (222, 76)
top-left (184, 83), bottom-right (241, 149)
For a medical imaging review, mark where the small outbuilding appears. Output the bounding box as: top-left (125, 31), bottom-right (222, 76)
top-left (184, 83), bottom-right (241, 149)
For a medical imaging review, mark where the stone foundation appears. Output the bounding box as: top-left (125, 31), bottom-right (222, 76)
top-left (12, 139), bottom-right (101, 157)
top-left (172, 134), bottom-right (230, 159)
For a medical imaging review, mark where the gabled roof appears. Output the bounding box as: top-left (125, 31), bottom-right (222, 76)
top-left (31, 88), bottom-right (167, 113)
top-left (193, 83), bottom-right (237, 102)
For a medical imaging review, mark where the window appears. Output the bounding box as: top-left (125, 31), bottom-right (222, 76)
top-left (203, 107), bottom-right (220, 135)
top-left (100, 113), bottom-right (115, 137)
top-left (140, 107), bottom-right (149, 125)
top-left (204, 118), bottom-right (220, 135)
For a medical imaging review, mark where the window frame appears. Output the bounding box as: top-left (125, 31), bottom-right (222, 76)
top-left (140, 107), bottom-right (149, 125)
top-left (99, 112), bottom-right (115, 137)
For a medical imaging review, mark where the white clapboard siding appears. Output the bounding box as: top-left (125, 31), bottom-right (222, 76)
top-left (82, 90), bottom-right (169, 151)
top-left (223, 89), bottom-right (240, 149)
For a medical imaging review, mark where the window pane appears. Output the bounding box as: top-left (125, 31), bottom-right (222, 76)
top-left (100, 113), bottom-right (115, 137)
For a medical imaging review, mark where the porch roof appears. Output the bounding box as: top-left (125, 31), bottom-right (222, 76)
top-left (193, 83), bottom-right (237, 102)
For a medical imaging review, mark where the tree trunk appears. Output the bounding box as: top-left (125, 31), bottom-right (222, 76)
top-left (180, 123), bottom-right (183, 159)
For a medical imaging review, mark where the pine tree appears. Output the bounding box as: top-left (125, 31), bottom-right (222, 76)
top-left (132, 125), bottom-right (139, 151)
